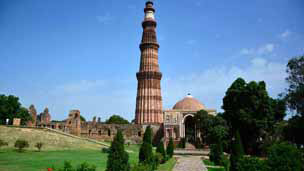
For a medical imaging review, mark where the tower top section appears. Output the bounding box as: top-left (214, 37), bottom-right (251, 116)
top-left (144, 0), bottom-right (155, 20)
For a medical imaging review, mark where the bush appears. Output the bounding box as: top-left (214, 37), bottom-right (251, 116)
top-left (35, 142), bottom-right (43, 152)
top-left (0, 139), bottom-right (8, 148)
top-left (236, 156), bottom-right (266, 171)
top-left (209, 143), bottom-right (223, 165)
top-left (139, 126), bottom-right (153, 164)
top-left (230, 130), bottom-right (244, 171)
top-left (266, 142), bottom-right (302, 171)
top-left (156, 140), bottom-right (166, 163)
top-left (54, 161), bottom-right (96, 171)
top-left (177, 138), bottom-right (185, 148)
top-left (106, 130), bottom-right (130, 171)
top-left (166, 137), bottom-right (174, 158)
top-left (131, 163), bottom-right (152, 171)
top-left (220, 155), bottom-right (230, 171)
top-left (14, 139), bottom-right (29, 152)
top-left (101, 147), bottom-right (110, 153)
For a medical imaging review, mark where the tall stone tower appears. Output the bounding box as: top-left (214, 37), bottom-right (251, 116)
top-left (135, 1), bottom-right (163, 124)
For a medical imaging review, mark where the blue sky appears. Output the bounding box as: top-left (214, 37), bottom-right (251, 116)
top-left (0, 0), bottom-right (303, 121)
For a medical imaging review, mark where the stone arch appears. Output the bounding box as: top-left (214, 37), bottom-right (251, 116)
top-left (183, 114), bottom-right (195, 143)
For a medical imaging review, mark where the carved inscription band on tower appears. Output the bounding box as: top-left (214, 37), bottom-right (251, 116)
top-left (135, 1), bottom-right (163, 124)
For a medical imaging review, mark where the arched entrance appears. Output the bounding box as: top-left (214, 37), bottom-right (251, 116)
top-left (184, 115), bottom-right (195, 144)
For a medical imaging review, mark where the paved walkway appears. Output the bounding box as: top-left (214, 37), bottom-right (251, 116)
top-left (173, 156), bottom-right (207, 171)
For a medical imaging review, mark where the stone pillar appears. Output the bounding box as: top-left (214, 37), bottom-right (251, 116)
top-left (135, 1), bottom-right (163, 124)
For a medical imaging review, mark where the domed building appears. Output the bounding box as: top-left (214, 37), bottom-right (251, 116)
top-left (163, 94), bottom-right (216, 144)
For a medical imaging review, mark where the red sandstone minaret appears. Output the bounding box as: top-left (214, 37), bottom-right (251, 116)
top-left (135, 1), bottom-right (163, 124)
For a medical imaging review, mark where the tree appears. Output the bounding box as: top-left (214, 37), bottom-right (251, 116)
top-left (139, 126), bottom-right (153, 163)
top-left (267, 142), bottom-right (302, 171)
top-left (230, 130), bottom-right (244, 171)
top-left (285, 55), bottom-right (304, 116)
top-left (105, 115), bottom-right (129, 124)
top-left (0, 139), bottom-right (8, 148)
top-left (156, 140), bottom-right (166, 163)
top-left (166, 137), bottom-right (174, 158)
top-left (80, 115), bottom-right (86, 122)
top-left (14, 139), bottom-right (29, 152)
top-left (283, 116), bottom-right (304, 147)
top-left (106, 130), bottom-right (130, 171)
top-left (35, 142), bottom-right (43, 152)
top-left (222, 78), bottom-right (285, 155)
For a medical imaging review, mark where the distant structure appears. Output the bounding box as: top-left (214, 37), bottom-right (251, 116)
top-left (37, 107), bottom-right (51, 125)
top-left (135, 1), bottom-right (163, 124)
top-left (27, 104), bottom-right (37, 126)
top-left (163, 94), bottom-right (216, 144)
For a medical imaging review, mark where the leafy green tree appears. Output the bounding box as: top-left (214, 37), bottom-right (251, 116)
top-left (285, 55), bottom-right (304, 116)
top-left (14, 139), bottom-right (29, 152)
top-left (80, 115), bottom-right (86, 122)
top-left (16, 107), bottom-right (32, 125)
top-left (139, 126), bottom-right (153, 163)
top-left (156, 140), bottom-right (166, 163)
top-left (105, 115), bottom-right (129, 124)
top-left (106, 130), bottom-right (130, 171)
top-left (166, 137), bottom-right (174, 158)
top-left (267, 142), bottom-right (302, 171)
top-left (222, 78), bottom-right (285, 155)
top-left (284, 116), bottom-right (304, 147)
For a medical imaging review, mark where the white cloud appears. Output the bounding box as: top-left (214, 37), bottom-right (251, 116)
top-left (186, 39), bottom-right (197, 45)
top-left (96, 13), bottom-right (112, 24)
top-left (55, 80), bottom-right (106, 94)
top-left (162, 57), bottom-right (287, 112)
top-left (240, 43), bottom-right (275, 55)
top-left (280, 30), bottom-right (291, 39)
top-left (257, 43), bottom-right (275, 54)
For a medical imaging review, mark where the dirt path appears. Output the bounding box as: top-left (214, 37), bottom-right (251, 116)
top-left (173, 156), bottom-right (207, 171)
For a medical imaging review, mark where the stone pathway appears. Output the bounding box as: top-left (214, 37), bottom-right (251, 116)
top-left (173, 156), bottom-right (207, 171)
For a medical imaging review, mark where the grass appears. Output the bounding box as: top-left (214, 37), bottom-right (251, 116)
top-left (203, 159), bottom-right (225, 171)
top-left (0, 126), bottom-right (102, 150)
top-left (158, 158), bottom-right (176, 171)
top-left (0, 126), bottom-right (175, 171)
top-left (0, 145), bottom-right (175, 171)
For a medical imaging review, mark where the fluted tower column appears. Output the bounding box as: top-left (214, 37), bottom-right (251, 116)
top-left (135, 1), bottom-right (163, 124)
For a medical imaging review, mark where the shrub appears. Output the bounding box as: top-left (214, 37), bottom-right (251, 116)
top-left (156, 140), bottom-right (166, 163)
top-left (139, 126), bottom-right (153, 164)
top-left (177, 138), bottom-right (185, 148)
top-left (101, 147), bottom-right (110, 153)
top-left (236, 156), bottom-right (266, 171)
top-left (106, 130), bottom-right (130, 171)
top-left (266, 142), bottom-right (302, 171)
top-left (166, 137), bottom-right (174, 158)
top-left (0, 139), bottom-right (8, 148)
top-left (131, 163), bottom-right (152, 171)
top-left (230, 130), bottom-right (244, 171)
top-left (54, 161), bottom-right (96, 171)
top-left (76, 162), bottom-right (96, 171)
top-left (220, 155), bottom-right (230, 171)
top-left (35, 142), bottom-right (43, 152)
top-left (14, 139), bottom-right (29, 152)
top-left (210, 143), bottom-right (223, 165)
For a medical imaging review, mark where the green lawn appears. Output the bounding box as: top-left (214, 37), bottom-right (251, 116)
top-left (0, 145), bottom-right (175, 171)
top-left (203, 160), bottom-right (225, 171)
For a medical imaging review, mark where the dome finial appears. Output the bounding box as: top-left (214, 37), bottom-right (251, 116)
top-left (186, 93), bottom-right (192, 98)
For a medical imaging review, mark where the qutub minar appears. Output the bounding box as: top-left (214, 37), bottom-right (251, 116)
top-left (24, 1), bottom-right (216, 146)
top-left (135, 1), bottom-right (163, 124)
